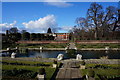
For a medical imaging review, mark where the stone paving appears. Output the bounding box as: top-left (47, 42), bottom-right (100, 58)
top-left (2, 57), bottom-right (56, 62)
top-left (56, 60), bottom-right (82, 79)
top-left (67, 43), bottom-right (77, 50)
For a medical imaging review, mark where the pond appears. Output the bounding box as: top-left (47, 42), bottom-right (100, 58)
top-left (1, 50), bottom-right (120, 59)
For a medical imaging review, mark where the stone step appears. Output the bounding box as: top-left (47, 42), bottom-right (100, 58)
top-left (56, 68), bottom-right (82, 79)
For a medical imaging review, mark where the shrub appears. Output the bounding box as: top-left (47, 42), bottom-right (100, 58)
top-left (87, 69), bottom-right (95, 77)
top-left (38, 68), bottom-right (45, 75)
top-left (12, 68), bottom-right (18, 76)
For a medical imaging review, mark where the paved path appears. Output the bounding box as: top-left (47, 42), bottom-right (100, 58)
top-left (0, 48), bottom-right (18, 53)
top-left (56, 60), bottom-right (82, 79)
top-left (67, 43), bottom-right (77, 50)
top-left (56, 68), bottom-right (82, 80)
top-left (2, 57), bottom-right (56, 62)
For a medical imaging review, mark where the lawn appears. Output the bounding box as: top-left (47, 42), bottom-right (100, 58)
top-left (80, 63), bottom-right (120, 79)
top-left (76, 43), bottom-right (120, 48)
top-left (2, 64), bottom-right (55, 79)
top-left (2, 59), bottom-right (53, 67)
top-left (80, 69), bottom-right (120, 78)
top-left (85, 63), bottom-right (120, 68)
top-left (18, 43), bottom-right (67, 48)
top-left (2, 59), bottom-right (57, 80)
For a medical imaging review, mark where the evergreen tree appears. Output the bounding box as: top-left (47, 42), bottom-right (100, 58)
top-left (47, 28), bottom-right (52, 33)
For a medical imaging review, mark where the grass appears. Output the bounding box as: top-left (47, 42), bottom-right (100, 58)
top-left (4, 43), bottom-right (120, 49)
top-left (80, 69), bottom-right (88, 76)
top-left (2, 60), bottom-right (53, 67)
top-left (76, 43), bottom-right (120, 48)
top-left (80, 63), bottom-right (120, 78)
top-left (18, 43), bottom-right (67, 48)
top-left (2, 58), bottom-right (61, 79)
top-left (85, 64), bottom-right (120, 68)
top-left (42, 43), bottom-right (67, 48)
top-left (80, 69), bottom-right (120, 77)
top-left (2, 64), bottom-right (55, 79)
top-left (94, 69), bottom-right (120, 76)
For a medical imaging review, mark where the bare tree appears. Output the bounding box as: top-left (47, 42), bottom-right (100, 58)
top-left (75, 17), bottom-right (86, 27)
top-left (87, 3), bottom-right (119, 39)
top-left (97, 6), bottom-right (118, 38)
top-left (87, 2), bottom-right (103, 39)
top-left (112, 8), bottom-right (120, 31)
top-left (72, 2), bottom-right (119, 40)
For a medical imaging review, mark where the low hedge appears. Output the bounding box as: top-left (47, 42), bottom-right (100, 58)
top-left (18, 43), bottom-right (67, 48)
top-left (2, 64), bottom-right (56, 80)
top-left (87, 69), bottom-right (95, 77)
top-left (2, 60), bottom-right (53, 67)
top-left (2, 68), bottom-right (37, 78)
top-left (76, 43), bottom-right (120, 48)
top-left (80, 69), bottom-right (120, 78)
top-left (2, 61), bottom-right (50, 67)
top-left (85, 64), bottom-right (120, 69)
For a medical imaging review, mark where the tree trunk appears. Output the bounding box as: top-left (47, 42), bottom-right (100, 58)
top-left (94, 27), bottom-right (98, 39)
top-left (94, 31), bottom-right (97, 39)
top-left (102, 27), bottom-right (105, 38)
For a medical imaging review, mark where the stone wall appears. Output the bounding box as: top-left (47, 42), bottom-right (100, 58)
top-left (17, 40), bottom-right (120, 44)
top-left (84, 59), bottom-right (120, 64)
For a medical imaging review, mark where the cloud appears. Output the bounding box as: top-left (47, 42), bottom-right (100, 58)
top-left (44, 0), bottom-right (73, 7)
top-left (61, 26), bottom-right (73, 31)
top-left (59, 26), bottom-right (73, 32)
top-left (0, 21), bottom-right (17, 33)
top-left (22, 15), bottom-right (58, 33)
top-left (1, 15), bottom-right (73, 33)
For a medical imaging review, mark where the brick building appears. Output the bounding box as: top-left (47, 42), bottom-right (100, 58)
top-left (41, 33), bottom-right (70, 41)
top-left (55, 33), bottom-right (69, 40)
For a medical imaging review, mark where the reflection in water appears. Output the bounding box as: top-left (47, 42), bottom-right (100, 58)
top-left (77, 50), bottom-right (120, 59)
top-left (66, 49), bottom-right (76, 58)
top-left (1, 50), bottom-right (120, 59)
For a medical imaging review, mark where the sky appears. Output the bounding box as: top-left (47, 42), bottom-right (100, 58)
top-left (1, 2), bottom-right (118, 33)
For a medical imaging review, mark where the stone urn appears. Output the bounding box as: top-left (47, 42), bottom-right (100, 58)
top-left (11, 52), bottom-right (16, 58)
top-left (7, 48), bottom-right (10, 51)
top-left (37, 74), bottom-right (45, 80)
top-left (40, 47), bottom-right (43, 50)
top-left (105, 46), bottom-right (110, 50)
top-left (16, 47), bottom-right (18, 49)
top-left (76, 54), bottom-right (82, 60)
top-left (57, 54), bottom-right (64, 61)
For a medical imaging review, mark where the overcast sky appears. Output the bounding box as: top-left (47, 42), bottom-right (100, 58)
top-left (1, 2), bottom-right (118, 33)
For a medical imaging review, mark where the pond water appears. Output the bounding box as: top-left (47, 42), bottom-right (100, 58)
top-left (1, 50), bottom-right (120, 59)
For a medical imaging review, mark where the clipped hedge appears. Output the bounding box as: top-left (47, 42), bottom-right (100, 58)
top-left (2, 64), bottom-right (56, 80)
top-left (87, 69), bottom-right (95, 77)
top-left (2, 68), bottom-right (37, 78)
top-left (85, 64), bottom-right (120, 69)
